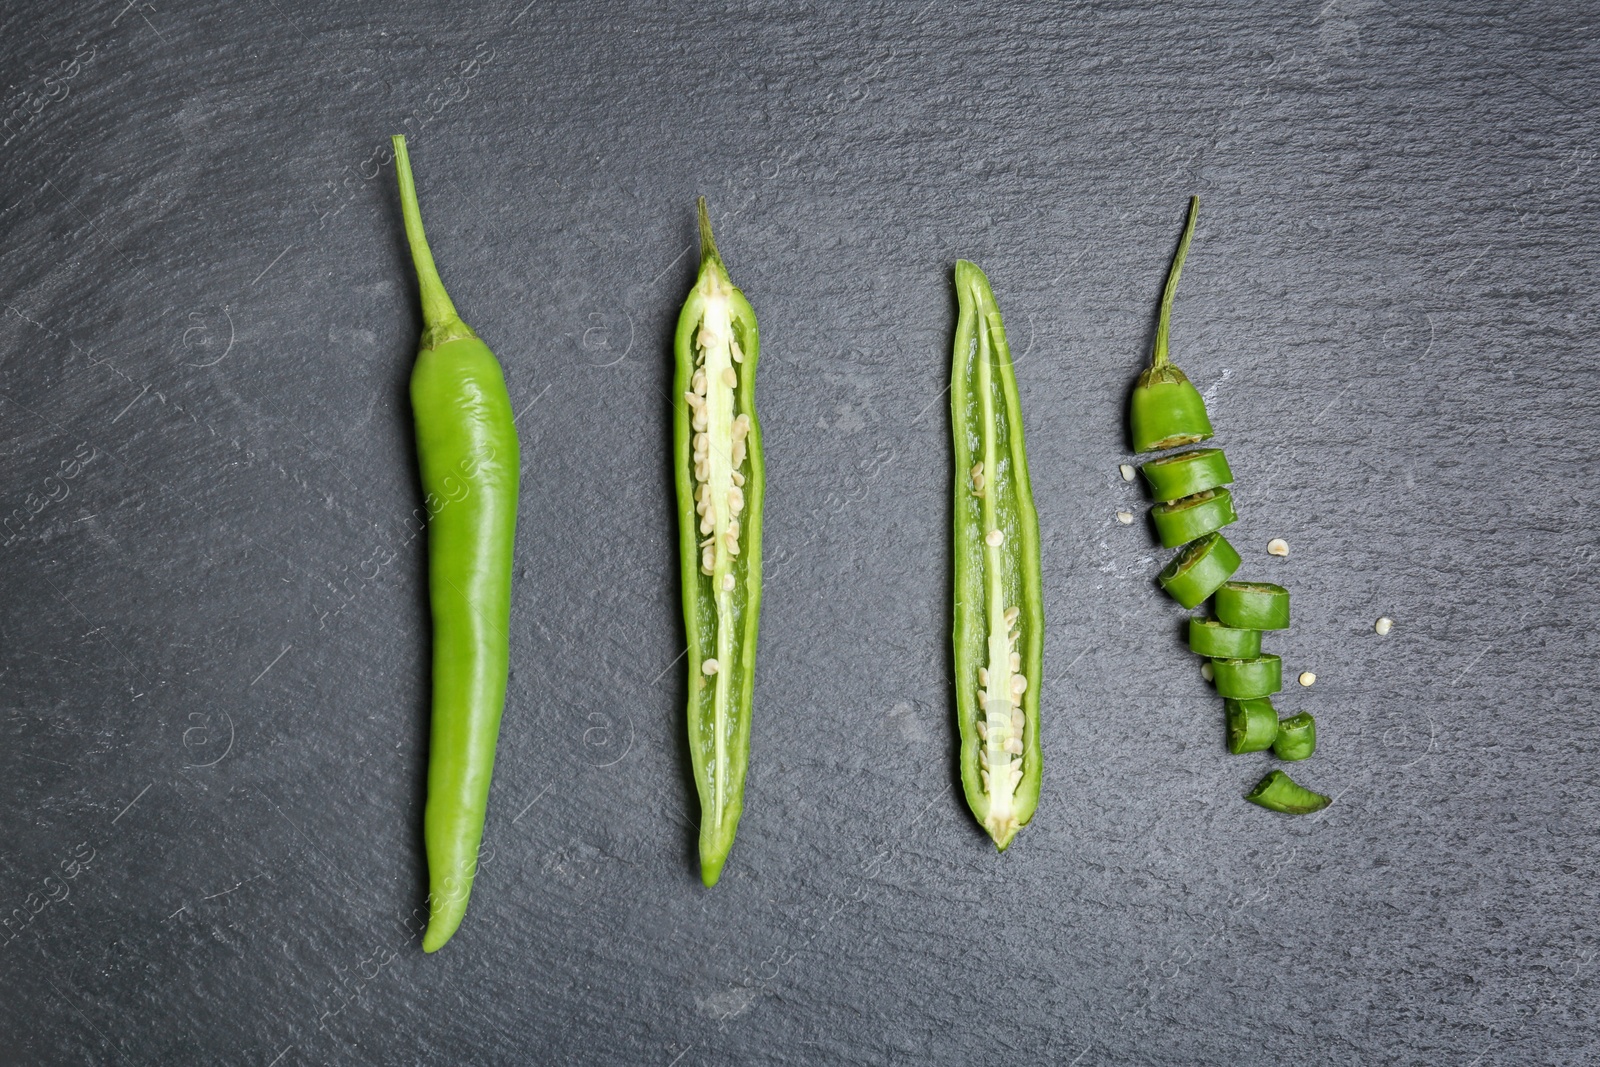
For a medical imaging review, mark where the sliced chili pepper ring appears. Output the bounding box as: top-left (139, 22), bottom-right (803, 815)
top-left (1214, 581), bottom-right (1290, 630)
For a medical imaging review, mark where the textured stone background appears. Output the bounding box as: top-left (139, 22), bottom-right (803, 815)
top-left (0, 1), bottom-right (1595, 1064)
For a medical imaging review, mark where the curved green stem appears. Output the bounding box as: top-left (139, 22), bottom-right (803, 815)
top-left (1152, 195), bottom-right (1199, 369)
top-left (697, 196), bottom-right (725, 276)
top-left (392, 135), bottom-right (461, 333)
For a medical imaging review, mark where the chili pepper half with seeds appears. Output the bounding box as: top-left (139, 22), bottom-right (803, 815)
top-left (950, 261), bottom-right (1044, 851)
top-left (675, 199), bottom-right (764, 887)
top-left (392, 136), bottom-right (522, 952)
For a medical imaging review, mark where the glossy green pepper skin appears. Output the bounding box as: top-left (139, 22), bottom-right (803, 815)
top-left (1129, 196), bottom-right (1214, 453)
top-left (392, 136), bottom-right (521, 952)
top-left (675, 199), bottom-right (763, 887)
top-left (951, 261), bottom-right (1044, 851)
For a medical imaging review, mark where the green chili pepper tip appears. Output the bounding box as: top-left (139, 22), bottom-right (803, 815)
top-left (1246, 769), bottom-right (1331, 815)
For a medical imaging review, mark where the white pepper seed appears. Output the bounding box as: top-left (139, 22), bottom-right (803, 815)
top-left (731, 470), bottom-right (745, 487)
top-left (976, 690), bottom-right (988, 711)
top-left (978, 667), bottom-right (989, 687)
top-left (702, 658), bottom-right (719, 675)
top-left (683, 391), bottom-right (703, 409)
top-left (1011, 709), bottom-right (1025, 732)
top-left (976, 720), bottom-right (988, 740)
top-left (727, 519), bottom-right (740, 539)
top-left (972, 473), bottom-right (985, 495)
top-left (1267, 538), bottom-right (1289, 557)
top-left (728, 486), bottom-right (744, 512)
top-left (979, 749), bottom-right (989, 769)
top-left (1375, 616), bottom-right (1394, 635)
top-left (1004, 606), bottom-right (1020, 627)
top-left (1115, 510), bottom-right (1134, 525)
top-left (721, 574), bottom-right (735, 591)
top-left (692, 410), bottom-right (708, 432)
top-left (985, 529), bottom-right (1004, 547)
top-left (1298, 672), bottom-right (1316, 687)
top-left (1004, 738), bottom-right (1022, 755)
top-left (701, 547), bottom-right (714, 571)
top-left (721, 367), bottom-right (737, 388)
top-left (725, 533), bottom-right (740, 555)
top-left (971, 462), bottom-right (984, 480)
top-left (1119, 463), bottom-right (1136, 481)
top-left (691, 369), bottom-right (706, 394)
top-left (1010, 674), bottom-right (1027, 695)
top-left (732, 440), bottom-right (746, 466)
top-left (1009, 651), bottom-right (1021, 672)
top-left (730, 339), bottom-right (745, 363)
top-left (981, 769), bottom-right (990, 792)
top-left (1200, 661), bottom-right (1214, 682)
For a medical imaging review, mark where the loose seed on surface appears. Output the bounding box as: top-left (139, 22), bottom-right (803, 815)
top-left (1267, 538), bottom-right (1289, 557)
top-left (1200, 661), bottom-right (1214, 682)
top-left (1298, 671), bottom-right (1316, 687)
top-left (1115, 510), bottom-right (1134, 525)
top-left (1119, 463), bottom-right (1136, 482)
top-left (1375, 616), bottom-right (1393, 635)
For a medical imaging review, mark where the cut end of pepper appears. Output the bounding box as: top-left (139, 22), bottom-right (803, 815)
top-left (1245, 769), bottom-right (1331, 815)
top-left (986, 813), bottom-right (1022, 852)
top-left (699, 850), bottom-right (728, 888)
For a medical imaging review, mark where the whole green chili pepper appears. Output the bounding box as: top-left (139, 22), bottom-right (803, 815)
top-left (951, 261), bottom-right (1044, 851)
top-left (675, 198), bottom-right (764, 887)
top-left (1212, 654), bottom-right (1283, 700)
top-left (1129, 196), bottom-right (1213, 453)
top-left (1246, 770), bottom-right (1331, 815)
top-left (1157, 532), bottom-right (1240, 609)
top-left (1214, 581), bottom-right (1290, 630)
top-left (1150, 487), bottom-right (1237, 548)
top-left (1189, 617), bottom-right (1261, 660)
top-left (1224, 697), bottom-right (1279, 753)
top-left (392, 136), bottom-right (522, 953)
top-left (1272, 711), bottom-right (1316, 761)
top-left (1140, 447), bottom-right (1232, 503)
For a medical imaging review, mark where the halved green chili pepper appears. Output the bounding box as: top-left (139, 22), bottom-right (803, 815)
top-left (1272, 711), bottom-right (1316, 761)
top-left (1129, 196), bottom-right (1213, 453)
top-left (392, 136), bottom-right (522, 953)
top-left (1189, 617), bottom-right (1261, 659)
top-left (1151, 487), bottom-right (1237, 548)
top-left (675, 199), bottom-right (764, 887)
top-left (1157, 532), bottom-right (1240, 609)
top-left (1214, 581), bottom-right (1290, 630)
top-left (951, 260), bottom-right (1043, 852)
top-left (1225, 697), bottom-right (1278, 754)
top-left (1211, 654), bottom-right (1283, 699)
top-left (1246, 770), bottom-right (1331, 814)
top-left (1140, 447), bottom-right (1232, 503)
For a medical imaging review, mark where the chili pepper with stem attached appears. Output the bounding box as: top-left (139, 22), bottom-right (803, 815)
top-left (675, 199), bottom-right (764, 887)
top-left (391, 136), bottom-right (522, 953)
top-left (951, 261), bottom-right (1044, 851)
top-left (1246, 770), bottom-right (1331, 814)
top-left (1129, 196), bottom-right (1213, 453)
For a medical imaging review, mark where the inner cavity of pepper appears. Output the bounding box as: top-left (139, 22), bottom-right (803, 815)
top-left (685, 271), bottom-right (749, 824)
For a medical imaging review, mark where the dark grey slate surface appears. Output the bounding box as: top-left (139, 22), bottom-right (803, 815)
top-left (0, 1), bottom-right (1595, 1063)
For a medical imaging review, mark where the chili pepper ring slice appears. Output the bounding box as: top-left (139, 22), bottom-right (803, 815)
top-left (1214, 581), bottom-right (1290, 630)
top-left (1272, 712), bottom-right (1316, 761)
top-left (950, 260), bottom-right (1043, 852)
top-left (1189, 617), bottom-right (1262, 659)
top-left (1158, 532), bottom-right (1241, 609)
top-left (1151, 487), bottom-right (1238, 548)
top-left (1225, 697), bottom-right (1278, 753)
top-left (1140, 447), bottom-right (1233, 502)
top-left (1211, 654), bottom-right (1283, 699)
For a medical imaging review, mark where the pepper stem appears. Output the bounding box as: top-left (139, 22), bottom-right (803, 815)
top-left (697, 196), bottom-right (726, 276)
top-left (392, 135), bottom-right (460, 332)
top-left (1152, 195), bottom-right (1200, 369)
